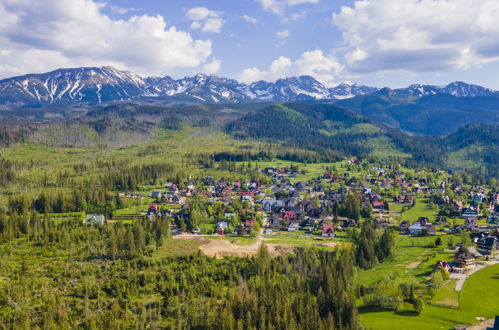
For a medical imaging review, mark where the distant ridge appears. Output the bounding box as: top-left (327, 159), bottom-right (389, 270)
top-left (0, 66), bottom-right (497, 108)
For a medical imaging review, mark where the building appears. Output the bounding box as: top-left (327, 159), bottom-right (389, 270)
top-left (455, 253), bottom-right (476, 271)
top-left (477, 237), bottom-right (497, 256)
top-left (85, 214), bottom-right (105, 225)
top-left (321, 223), bottom-right (335, 237)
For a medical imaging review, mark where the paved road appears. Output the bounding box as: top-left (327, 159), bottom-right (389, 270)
top-left (450, 259), bottom-right (499, 291)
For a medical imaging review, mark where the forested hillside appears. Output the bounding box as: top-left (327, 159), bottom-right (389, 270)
top-left (336, 91), bottom-right (499, 135)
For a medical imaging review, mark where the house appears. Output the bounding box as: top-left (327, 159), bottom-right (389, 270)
top-left (85, 214), bottom-right (105, 225)
top-left (409, 223), bottom-right (424, 236)
top-left (241, 195), bottom-right (254, 206)
top-left (426, 225), bottom-right (437, 236)
top-left (399, 220), bottom-right (410, 231)
top-left (435, 260), bottom-right (450, 271)
top-left (295, 181), bottom-right (307, 191)
top-left (151, 191), bottom-right (162, 199)
top-left (476, 237), bottom-right (497, 256)
top-left (281, 210), bottom-right (296, 222)
top-left (216, 221), bottom-right (228, 235)
top-left (147, 203), bottom-right (159, 215)
top-left (455, 253), bottom-right (476, 271)
top-left (288, 222), bottom-right (300, 231)
top-left (341, 219), bottom-right (357, 228)
top-left (462, 207), bottom-right (478, 219)
top-left (245, 219), bottom-right (255, 230)
top-left (372, 200), bottom-right (385, 210)
top-left (321, 223), bottom-right (335, 237)
top-left (261, 199), bottom-right (282, 212)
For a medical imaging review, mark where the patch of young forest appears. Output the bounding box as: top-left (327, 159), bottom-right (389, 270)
top-left (0, 215), bottom-right (359, 329)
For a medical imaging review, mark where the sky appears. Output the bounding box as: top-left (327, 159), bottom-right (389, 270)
top-left (1, 0), bottom-right (499, 88)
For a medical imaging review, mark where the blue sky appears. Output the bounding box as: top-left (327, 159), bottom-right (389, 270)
top-left (1, 0), bottom-right (499, 88)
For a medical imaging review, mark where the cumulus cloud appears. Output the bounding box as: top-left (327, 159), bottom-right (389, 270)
top-left (242, 15), bottom-right (258, 24)
top-left (276, 30), bottom-right (290, 38)
top-left (256, 0), bottom-right (319, 15)
top-left (202, 58), bottom-right (222, 74)
top-left (0, 0), bottom-right (213, 78)
top-left (333, 0), bottom-right (499, 74)
top-left (186, 7), bottom-right (224, 33)
top-left (237, 50), bottom-right (343, 85)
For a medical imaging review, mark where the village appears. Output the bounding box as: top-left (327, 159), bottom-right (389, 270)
top-left (83, 159), bottom-right (499, 275)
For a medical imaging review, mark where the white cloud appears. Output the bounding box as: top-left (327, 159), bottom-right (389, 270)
top-left (202, 58), bottom-right (222, 74)
top-left (109, 5), bottom-right (137, 15)
top-left (256, 0), bottom-right (319, 15)
top-left (186, 7), bottom-right (224, 34)
top-left (237, 50), bottom-right (342, 85)
top-left (290, 11), bottom-right (306, 21)
top-left (0, 0), bottom-right (213, 78)
top-left (276, 30), bottom-right (290, 38)
top-left (202, 18), bottom-right (224, 33)
top-left (333, 0), bottom-right (499, 74)
top-left (242, 15), bottom-right (258, 24)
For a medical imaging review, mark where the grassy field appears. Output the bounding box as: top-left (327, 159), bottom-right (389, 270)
top-left (359, 254), bottom-right (499, 330)
top-left (401, 198), bottom-right (438, 222)
top-left (356, 234), bottom-right (459, 286)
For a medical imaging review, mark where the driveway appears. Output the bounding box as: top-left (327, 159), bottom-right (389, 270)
top-left (450, 259), bottom-right (499, 291)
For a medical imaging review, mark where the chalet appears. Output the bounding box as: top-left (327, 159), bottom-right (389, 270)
top-left (321, 223), bottom-right (335, 237)
top-left (435, 260), bottom-right (450, 271)
top-left (215, 221), bottom-right (228, 235)
top-left (261, 199), bottom-right (283, 212)
top-left (476, 237), bottom-right (497, 256)
top-left (298, 201), bottom-right (314, 213)
top-left (455, 253), bottom-right (476, 271)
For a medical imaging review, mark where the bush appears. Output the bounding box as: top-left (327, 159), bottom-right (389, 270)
top-left (413, 297), bottom-right (424, 314)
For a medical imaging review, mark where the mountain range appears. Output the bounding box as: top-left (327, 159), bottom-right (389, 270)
top-left (1, 66), bottom-right (498, 108)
